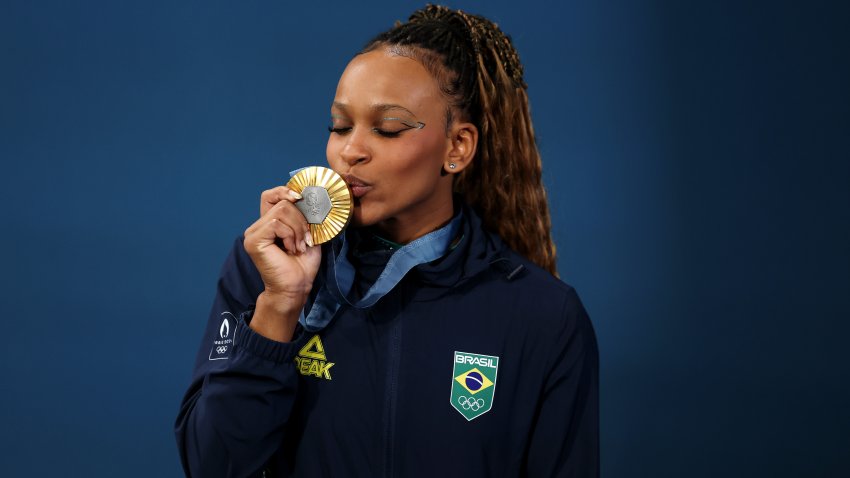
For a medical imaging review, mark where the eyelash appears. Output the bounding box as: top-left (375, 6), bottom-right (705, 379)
top-left (327, 126), bottom-right (404, 138)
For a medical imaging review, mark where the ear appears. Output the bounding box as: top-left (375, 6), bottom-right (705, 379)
top-left (444, 121), bottom-right (478, 174)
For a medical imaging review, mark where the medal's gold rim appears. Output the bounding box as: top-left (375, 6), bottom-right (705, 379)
top-left (286, 166), bottom-right (352, 245)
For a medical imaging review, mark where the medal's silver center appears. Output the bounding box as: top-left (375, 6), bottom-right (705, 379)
top-left (295, 186), bottom-right (332, 224)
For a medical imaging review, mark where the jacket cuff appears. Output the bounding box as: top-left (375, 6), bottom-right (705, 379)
top-left (234, 309), bottom-right (307, 364)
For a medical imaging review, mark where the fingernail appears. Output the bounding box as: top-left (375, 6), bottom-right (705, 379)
top-left (299, 240), bottom-right (307, 253)
top-left (289, 190), bottom-right (302, 200)
top-left (305, 231), bottom-right (314, 248)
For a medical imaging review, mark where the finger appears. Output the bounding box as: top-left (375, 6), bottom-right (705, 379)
top-left (246, 199), bottom-right (309, 253)
top-left (267, 217), bottom-right (300, 254)
top-left (268, 200), bottom-right (309, 250)
top-left (244, 217), bottom-right (262, 243)
top-left (260, 186), bottom-right (303, 216)
top-left (247, 198), bottom-right (303, 237)
top-left (245, 214), bottom-right (300, 255)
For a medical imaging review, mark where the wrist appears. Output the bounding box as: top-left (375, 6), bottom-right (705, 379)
top-left (256, 290), bottom-right (307, 316)
top-left (248, 291), bottom-right (306, 343)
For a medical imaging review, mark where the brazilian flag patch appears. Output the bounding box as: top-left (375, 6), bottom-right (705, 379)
top-left (450, 351), bottom-right (499, 421)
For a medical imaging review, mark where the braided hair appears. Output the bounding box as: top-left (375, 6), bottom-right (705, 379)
top-left (362, 5), bottom-right (558, 276)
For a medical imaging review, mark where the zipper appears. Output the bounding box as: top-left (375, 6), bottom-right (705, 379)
top-left (381, 311), bottom-right (403, 478)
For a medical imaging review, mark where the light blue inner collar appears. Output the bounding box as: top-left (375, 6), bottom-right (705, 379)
top-left (299, 210), bottom-right (463, 331)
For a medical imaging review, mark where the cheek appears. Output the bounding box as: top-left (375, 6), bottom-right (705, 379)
top-left (325, 136), bottom-right (336, 163)
top-left (326, 135), bottom-right (347, 170)
top-left (390, 133), bottom-right (447, 173)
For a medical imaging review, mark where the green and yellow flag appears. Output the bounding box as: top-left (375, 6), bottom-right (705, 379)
top-left (450, 351), bottom-right (499, 421)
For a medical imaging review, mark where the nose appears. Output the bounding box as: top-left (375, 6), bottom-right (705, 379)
top-left (338, 129), bottom-right (371, 166)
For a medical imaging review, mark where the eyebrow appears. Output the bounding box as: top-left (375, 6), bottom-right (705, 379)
top-left (332, 102), bottom-right (417, 117)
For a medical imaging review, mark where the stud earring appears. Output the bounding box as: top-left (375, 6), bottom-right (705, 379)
top-left (449, 163), bottom-right (457, 169)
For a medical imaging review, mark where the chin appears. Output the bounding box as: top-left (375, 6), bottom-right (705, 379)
top-left (349, 203), bottom-right (371, 228)
top-left (349, 201), bottom-right (390, 230)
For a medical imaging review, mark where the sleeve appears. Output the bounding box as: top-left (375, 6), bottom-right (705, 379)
top-left (174, 236), bottom-right (310, 478)
top-left (525, 287), bottom-right (600, 478)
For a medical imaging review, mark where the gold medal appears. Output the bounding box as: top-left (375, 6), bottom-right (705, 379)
top-left (286, 166), bottom-right (352, 245)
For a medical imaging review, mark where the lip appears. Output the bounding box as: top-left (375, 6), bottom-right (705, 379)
top-left (341, 173), bottom-right (372, 199)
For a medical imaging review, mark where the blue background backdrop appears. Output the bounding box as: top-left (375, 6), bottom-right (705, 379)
top-left (2, 0), bottom-right (847, 476)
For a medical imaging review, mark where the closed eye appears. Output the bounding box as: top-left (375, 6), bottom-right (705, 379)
top-left (372, 128), bottom-right (409, 138)
top-left (372, 121), bottom-right (425, 138)
top-left (327, 125), bottom-right (417, 138)
top-left (327, 126), bottom-right (352, 135)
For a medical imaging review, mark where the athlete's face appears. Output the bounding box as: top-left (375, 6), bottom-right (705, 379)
top-left (326, 48), bottom-right (458, 243)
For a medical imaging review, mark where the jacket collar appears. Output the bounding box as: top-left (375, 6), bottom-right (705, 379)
top-left (410, 201), bottom-right (522, 293)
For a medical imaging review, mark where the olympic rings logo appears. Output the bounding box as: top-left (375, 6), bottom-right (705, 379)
top-left (216, 346), bottom-right (227, 354)
top-left (457, 396), bottom-right (485, 411)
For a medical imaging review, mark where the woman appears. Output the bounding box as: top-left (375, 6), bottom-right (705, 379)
top-left (176, 5), bottom-right (598, 477)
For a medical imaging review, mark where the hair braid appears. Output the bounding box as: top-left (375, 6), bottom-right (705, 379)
top-left (362, 5), bottom-right (558, 276)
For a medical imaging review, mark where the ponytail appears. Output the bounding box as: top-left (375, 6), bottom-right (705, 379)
top-left (364, 5), bottom-right (558, 275)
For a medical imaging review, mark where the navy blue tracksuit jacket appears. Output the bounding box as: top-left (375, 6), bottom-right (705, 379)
top-left (175, 206), bottom-right (599, 477)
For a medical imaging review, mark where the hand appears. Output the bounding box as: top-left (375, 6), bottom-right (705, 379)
top-left (243, 186), bottom-right (322, 329)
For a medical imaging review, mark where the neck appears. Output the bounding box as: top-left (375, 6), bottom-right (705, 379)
top-left (373, 196), bottom-right (455, 244)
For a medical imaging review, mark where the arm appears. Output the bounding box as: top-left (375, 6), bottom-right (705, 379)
top-left (526, 287), bottom-right (600, 477)
top-left (174, 237), bottom-right (310, 478)
top-left (176, 184), bottom-right (320, 477)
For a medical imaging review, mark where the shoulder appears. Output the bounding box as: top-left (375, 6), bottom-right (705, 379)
top-left (500, 247), bottom-right (598, 362)
top-left (460, 237), bottom-right (598, 383)
top-left (492, 244), bottom-right (588, 319)
top-left (457, 206), bottom-right (591, 331)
